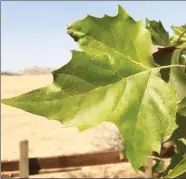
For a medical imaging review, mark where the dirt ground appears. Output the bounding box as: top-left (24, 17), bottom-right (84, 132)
top-left (1, 74), bottom-right (145, 178)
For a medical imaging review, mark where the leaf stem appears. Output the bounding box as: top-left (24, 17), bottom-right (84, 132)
top-left (157, 64), bottom-right (186, 70)
top-left (148, 155), bottom-right (169, 161)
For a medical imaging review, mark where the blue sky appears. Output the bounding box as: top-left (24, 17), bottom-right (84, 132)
top-left (2, 1), bottom-right (186, 72)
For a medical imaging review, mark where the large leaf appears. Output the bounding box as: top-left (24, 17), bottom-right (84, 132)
top-left (145, 18), bottom-right (170, 46)
top-left (1, 6), bottom-right (178, 170)
top-left (2, 69), bottom-right (177, 170)
top-left (170, 24), bottom-right (186, 48)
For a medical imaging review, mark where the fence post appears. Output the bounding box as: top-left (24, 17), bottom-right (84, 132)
top-left (145, 156), bottom-right (153, 178)
top-left (19, 140), bottom-right (29, 178)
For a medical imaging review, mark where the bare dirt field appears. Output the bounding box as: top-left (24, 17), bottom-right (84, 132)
top-left (1, 74), bottom-right (144, 178)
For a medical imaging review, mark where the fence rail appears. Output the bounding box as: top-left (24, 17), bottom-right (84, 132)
top-left (1, 140), bottom-right (151, 178)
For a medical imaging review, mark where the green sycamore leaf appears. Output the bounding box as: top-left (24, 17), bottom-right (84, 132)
top-left (153, 47), bottom-right (186, 101)
top-left (169, 48), bottom-right (186, 101)
top-left (1, 6), bottom-right (178, 170)
top-left (170, 24), bottom-right (186, 48)
top-left (67, 5), bottom-right (154, 69)
top-left (1, 69), bottom-right (178, 170)
top-left (167, 97), bottom-right (186, 178)
top-left (145, 18), bottom-right (170, 46)
top-left (178, 97), bottom-right (186, 117)
top-left (164, 154), bottom-right (186, 178)
top-left (171, 98), bottom-right (186, 148)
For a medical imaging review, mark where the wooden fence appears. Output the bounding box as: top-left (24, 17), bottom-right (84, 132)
top-left (1, 140), bottom-right (152, 178)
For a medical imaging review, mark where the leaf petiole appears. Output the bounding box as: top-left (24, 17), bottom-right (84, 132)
top-left (157, 64), bottom-right (186, 70)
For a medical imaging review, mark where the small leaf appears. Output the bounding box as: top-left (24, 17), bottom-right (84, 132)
top-left (153, 48), bottom-right (186, 101)
top-left (178, 97), bottom-right (186, 117)
top-left (145, 18), bottom-right (170, 46)
top-left (164, 154), bottom-right (186, 178)
top-left (167, 114), bottom-right (186, 178)
top-left (169, 48), bottom-right (186, 101)
top-left (170, 24), bottom-right (186, 48)
top-left (171, 113), bottom-right (186, 146)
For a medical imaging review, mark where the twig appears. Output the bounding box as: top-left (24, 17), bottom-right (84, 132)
top-left (158, 64), bottom-right (186, 70)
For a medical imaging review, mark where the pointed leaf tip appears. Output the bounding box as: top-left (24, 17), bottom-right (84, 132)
top-left (145, 19), bottom-right (170, 46)
top-left (118, 4), bottom-right (123, 11)
top-left (117, 5), bottom-right (128, 17)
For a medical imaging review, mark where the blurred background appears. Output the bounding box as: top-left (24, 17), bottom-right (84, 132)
top-left (2, 1), bottom-right (186, 72)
